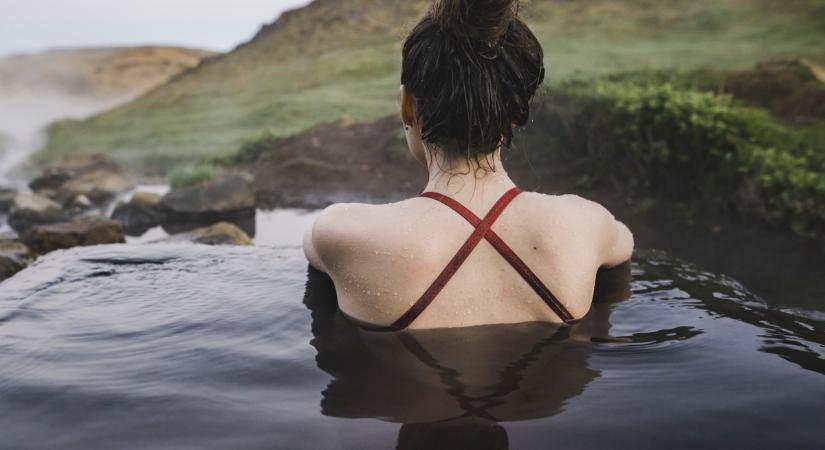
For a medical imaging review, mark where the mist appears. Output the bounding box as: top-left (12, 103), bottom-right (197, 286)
top-left (0, 90), bottom-right (129, 186)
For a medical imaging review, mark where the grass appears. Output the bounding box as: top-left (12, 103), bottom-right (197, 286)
top-left (168, 163), bottom-right (222, 190)
top-left (35, 0), bottom-right (825, 174)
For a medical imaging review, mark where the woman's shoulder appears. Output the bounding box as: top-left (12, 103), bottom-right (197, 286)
top-left (517, 191), bottom-right (633, 262)
top-left (313, 198), bottom-right (420, 234)
top-left (306, 199), bottom-right (422, 264)
top-left (518, 191), bottom-right (618, 222)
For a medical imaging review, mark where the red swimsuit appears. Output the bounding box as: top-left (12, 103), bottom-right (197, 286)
top-left (384, 187), bottom-right (576, 331)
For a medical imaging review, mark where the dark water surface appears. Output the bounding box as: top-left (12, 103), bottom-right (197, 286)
top-left (1, 212), bottom-right (824, 449)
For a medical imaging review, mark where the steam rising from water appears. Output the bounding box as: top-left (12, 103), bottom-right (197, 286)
top-left (0, 90), bottom-right (129, 187)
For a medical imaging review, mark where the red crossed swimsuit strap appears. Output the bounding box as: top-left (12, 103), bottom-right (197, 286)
top-left (387, 187), bottom-right (523, 330)
top-left (418, 189), bottom-right (576, 324)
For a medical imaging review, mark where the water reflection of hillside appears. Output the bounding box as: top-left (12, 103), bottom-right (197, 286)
top-left (636, 252), bottom-right (825, 376)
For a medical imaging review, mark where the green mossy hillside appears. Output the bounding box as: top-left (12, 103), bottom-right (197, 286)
top-left (36, 0), bottom-right (825, 173)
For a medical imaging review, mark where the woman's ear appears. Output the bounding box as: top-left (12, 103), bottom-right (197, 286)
top-left (399, 85), bottom-right (416, 126)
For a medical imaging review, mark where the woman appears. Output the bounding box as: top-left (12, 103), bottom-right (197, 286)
top-left (303, 0), bottom-right (633, 330)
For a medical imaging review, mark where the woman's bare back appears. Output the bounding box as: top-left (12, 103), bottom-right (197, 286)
top-left (304, 186), bottom-right (633, 329)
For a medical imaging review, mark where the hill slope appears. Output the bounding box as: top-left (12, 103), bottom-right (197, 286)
top-left (0, 47), bottom-right (216, 99)
top-left (38, 0), bottom-right (825, 173)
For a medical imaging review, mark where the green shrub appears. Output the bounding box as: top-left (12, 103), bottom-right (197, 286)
top-left (537, 74), bottom-right (825, 237)
top-left (169, 163), bottom-right (221, 190)
top-left (233, 131), bottom-right (284, 164)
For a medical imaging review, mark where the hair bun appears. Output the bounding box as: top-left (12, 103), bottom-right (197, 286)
top-left (432, 0), bottom-right (518, 45)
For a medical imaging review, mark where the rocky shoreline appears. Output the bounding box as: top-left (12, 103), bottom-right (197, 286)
top-left (2, 139), bottom-right (823, 309)
top-left (0, 153), bottom-right (258, 282)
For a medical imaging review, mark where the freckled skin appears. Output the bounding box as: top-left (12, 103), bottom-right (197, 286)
top-left (303, 86), bottom-right (634, 329)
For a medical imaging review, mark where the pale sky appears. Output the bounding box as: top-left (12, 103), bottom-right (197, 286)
top-left (0, 0), bottom-right (313, 57)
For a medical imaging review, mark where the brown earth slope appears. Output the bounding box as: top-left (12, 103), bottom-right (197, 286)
top-left (0, 47), bottom-right (216, 99)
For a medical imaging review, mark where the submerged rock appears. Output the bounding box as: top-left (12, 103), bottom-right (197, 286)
top-left (160, 211), bottom-right (256, 238)
top-left (23, 216), bottom-right (125, 255)
top-left (0, 252), bottom-right (26, 282)
top-left (111, 191), bottom-right (165, 236)
top-left (192, 222), bottom-right (253, 246)
top-left (8, 193), bottom-right (65, 233)
top-left (160, 222), bottom-right (253, 246)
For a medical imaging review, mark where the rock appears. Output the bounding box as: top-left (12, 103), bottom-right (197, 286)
top-left (60, 169), bottom-right (135, 204)
top-left (68, 194), bottom-right (94, 215)
top-left (0, 252), bottom-right (26, 282)
top-left (161, 222), bottom-right (252, 246)
top-left (111, 191), bottom-right (165, 236)
top-left (8, 193), bottom-right (64, 233)
top-left (159, 211), bottom-right (256, 237)
top-left (132, 191), bottom-right (163, 207)
top-left (29, 171), bottom-right (72, 192)
top-left (160, 173), bottom-right (256, 215)
top-left (155, 173), bottom-right (257, 237)
top-left (0, 238), bottom-right (30, 258)
top-left (193, 222), bottom-right (253, 246)
top-left (29, 152), bottom-right (135, 204)
top-left (0, 187), bottom-right (15, 213)
top-left (23, 216), bottom-right (125, 255)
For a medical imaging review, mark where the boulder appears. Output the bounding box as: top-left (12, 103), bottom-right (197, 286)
top-left (0, 187), bottom-right (15, 213)
top-left (111, 191), bottom-right (165, 236)
top-left (29, 152), bottom-right (135, 204)
top-left (0, 252), bottom-right (26, 282)
top-left (8, 193), bottom-right (65, 233)
top-left (155, 173), bottom-right (257, 237)
top-left (160, 173), bottom-right (256, 215)
top-left (193, 222), bottom-right (253, 246)
top-left (0, 238), bottom-right (31, 258)
top-left (23, 216), bottom-right (125, 255)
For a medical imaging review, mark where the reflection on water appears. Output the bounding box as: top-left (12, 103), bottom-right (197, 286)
top-left (0, 228), bottom-right (823, 449)
top-left (305, 268), bottom-right (609, 449)
top-left (302, 258), bottom-right (823, 449)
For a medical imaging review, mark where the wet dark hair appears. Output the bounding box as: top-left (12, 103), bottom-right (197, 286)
top-left (401, 0), bottom-right (545, 162)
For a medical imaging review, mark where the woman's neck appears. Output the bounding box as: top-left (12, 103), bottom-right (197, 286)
top-left (423, 149), bottom-right (516, 201)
